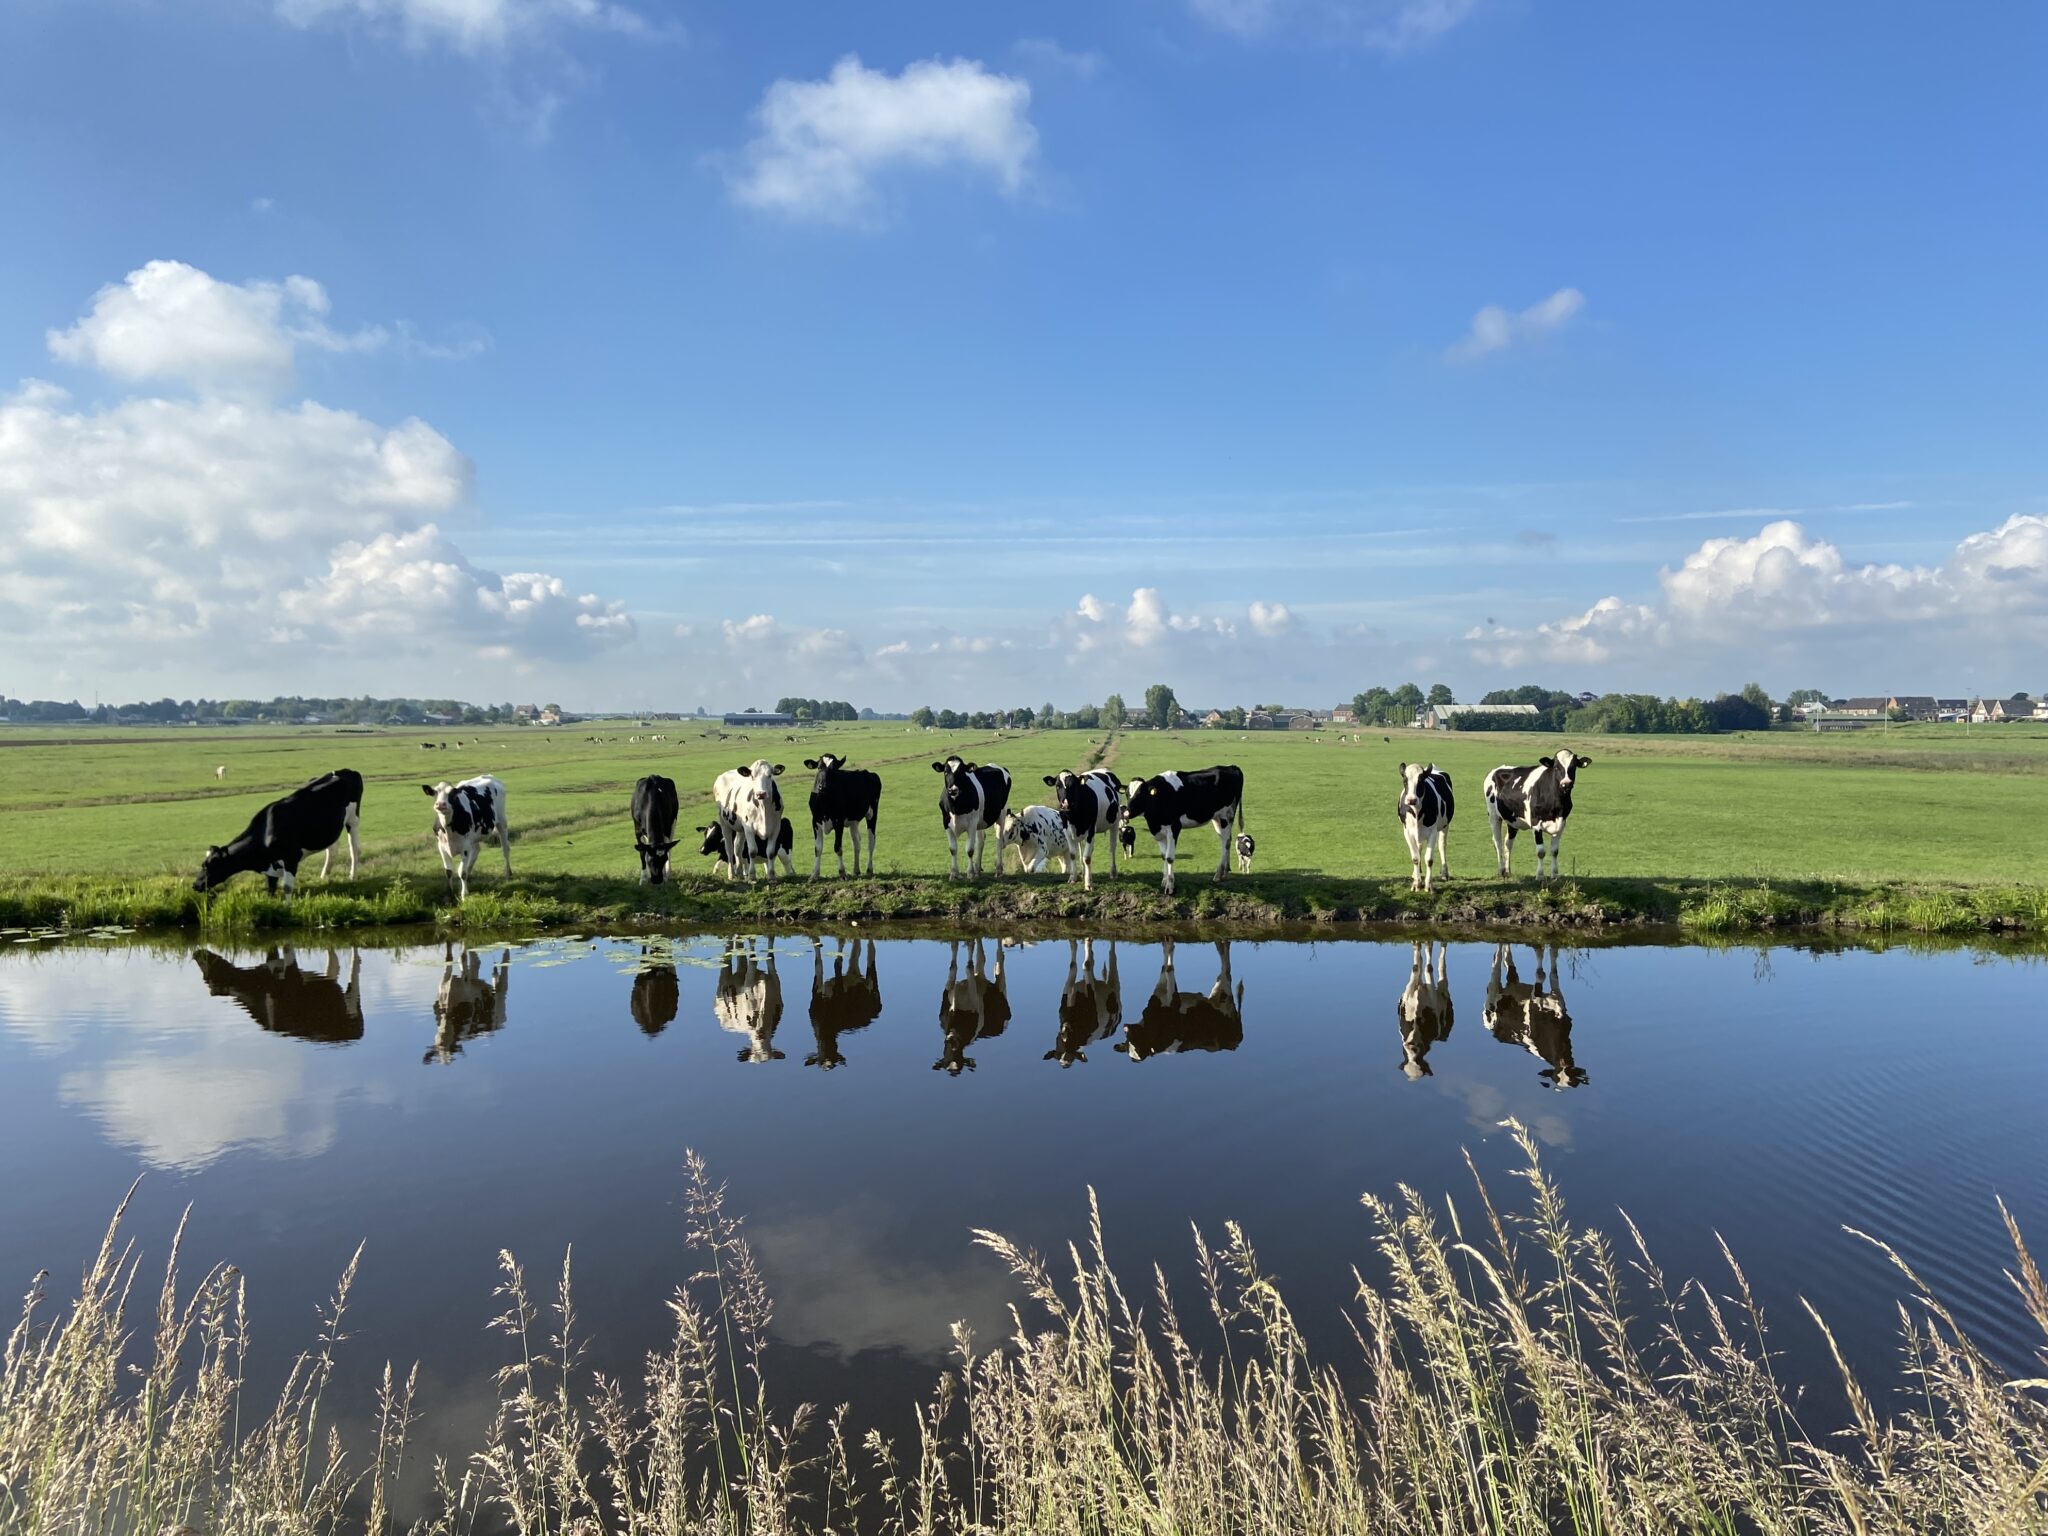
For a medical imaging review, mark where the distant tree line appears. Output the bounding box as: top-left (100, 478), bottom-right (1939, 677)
top-left (1459, 682), bottom-right (1783, 734)
top-left (0, 695), bottom-right (556, 726)
top-left (772, 697), bottom-right (860, 722)
top-left (1351, 683), bottom-right (1456, 725)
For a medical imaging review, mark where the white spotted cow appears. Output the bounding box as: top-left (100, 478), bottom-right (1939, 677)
top-left (712, 759), bottom-right (786, 882)
top-left (997, 804), bottom-right (1073, 874)
top-left (1234, 833), bottom-right (1255, 874)
top-left (1123, 765), bottom-right (1244, 896)
top-left (933, 756), bottom-right (1012, 880)
top-left (1042, 768), bottom-right (1122, 890)
top-left (1396, 762), bottom-right (1455, 891)
top-left (423, 776), bottom-right (510, 901)
top-left (1482, 749), bottom-right (1589, 879)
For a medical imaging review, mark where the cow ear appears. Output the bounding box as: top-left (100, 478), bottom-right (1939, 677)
top-left (803, 759), bottom-right (818, 769)
top-left (772, 764), bottom-right (784, 775)
top-left (1578, 755), bottom-right (1592, 767)
top-left (1539, 756), bottom-right (1555, 768)
top-left (1397, 762), bottom-right (1408, 775)
top-left (1428, 763), bottom-right (1438, 774)
top-left (421, 784), bottom-right (435, 796)
top-left (736, 764), bottom-right (752, 777)
top-left (1043, 775), bottom-right (1058, 786)
top-left (932, 761), bottom-right (946, 773)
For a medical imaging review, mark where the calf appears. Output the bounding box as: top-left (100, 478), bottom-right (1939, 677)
top-left (807, 938), bottom-right (882, 1069)
top-left (194, 768), bottom-right (363, 896)
top-left (696, 818), bottom-right (795, 878)
top-left (1397, 940), bottom-right (1453, 1079)
top-left (933, 756), bottom-right (1012, 879)
top-left (1235, 833), bottom-right (1256, 874)
top-left (424, 776), bottom-right (511, 901)
top-left (1396, 762), bottom-right (1455, 891)
top-left (1484, 943), bottom-right (1585, 1087)
top-left (803, 753), bottom-right (881, 877)
top-left (712, 759), bottom-right (786, 882)
top-left (1119, 821), bottom-right (1136, 858)
top-left (997, 804), bottom-right (1073, 874)
top-left (1116, 940), bottom-right (1244, 1060)
top-left (1042, 768), bottom-right (1122, 890)
top-left (630, 774), bottom-right (681, 884)
top-left (1123, 766), bottom-right (1245, 896)
top-left (1482, 749), bottom-right (1589, 878)
top-left (715, 938), bottom-right (784, 1062)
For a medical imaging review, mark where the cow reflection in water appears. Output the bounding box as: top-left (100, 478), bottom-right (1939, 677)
top-left (630, 960), bottom-right (680, 1037)
top-left (1398, 940), bottom-right (1454, 1079)
top-left (807, 938), bottom-right (881, 1069)
top-left (1116, 940), bottom-right (1243, 1061)
top-left (426, 945), bottom-right (511, 1063)
top-left (934, 939), bottom-right (1009, 1075)
top-left (1484, 943), bottom-right (1587, 1088)
top-left (194, 947), bottom-right (364, 1043)
top-left (1046, 938), bottom-right (1121, 1067)
top-left (716, 938), bottom-right (785, 1062)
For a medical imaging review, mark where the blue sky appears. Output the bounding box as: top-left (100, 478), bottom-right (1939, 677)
top-left (2, 0), bottom-right (2043, 709)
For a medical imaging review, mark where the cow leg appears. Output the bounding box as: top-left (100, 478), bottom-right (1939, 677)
top-left (1404, 819), bottom-right (1423, 890)
top-left (1546, 823), bottom-right (1564, 878)
top-left (320, 842), bottom-right (333, 879)
top-left (813, 821), bottom-right (825, 879)
top-left (865, 811), bottom-right (878, 875)
top-left (1437, 823), bottom-right (1450, 881)
top-left (947, 824), bottom-right (962, 879)
top-left (1532, 828), bottom-right (1548, 879)
top-left (1157, 826), bottom-right (1178, 896)
top-left (1488, 806), bottom-right (1507, 876)
top-left (1215, 815), bottom-right (1233, 879)
top-left (499, 821), bottom-right (513, 877)
top-left (1078, 830), bottom-right (1093, 891)
top-left (834, 823), bottom-right (848, 878)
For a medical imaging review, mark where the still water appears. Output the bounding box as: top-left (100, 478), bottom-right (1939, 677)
top-left (1, 932), bottom-right (2043, 1475)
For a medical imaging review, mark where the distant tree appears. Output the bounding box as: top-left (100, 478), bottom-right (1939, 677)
top-left (1040, 701), bottom-right (1059, 728)
top-left (1103, 692), bottom-right (1126, 727)
top-left (1785, 687), bottom-right (1829, 708)
top-left (1426, 683), bottom-right (1455, 708)
top-left (1738, 682), bottom-right (1774, 716)
top-left (1707, 691), bottom-right (1772, 732)
top-left (937, 708), bottom-right (963, 730)
top-left (1391, 683), bottom-right (1425, 718)
top-left (1225, 706), bottom-right (1248, 729)
top-left (910, 706), bottom-right (936, 729)
top-left (1144, 683), bottom-right (1178, 730)
top-left (1072, 703), bottom-right (1100, 729)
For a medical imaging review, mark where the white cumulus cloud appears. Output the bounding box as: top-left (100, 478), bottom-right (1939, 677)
top-left (1446, 286), bottom-right (1585, 363)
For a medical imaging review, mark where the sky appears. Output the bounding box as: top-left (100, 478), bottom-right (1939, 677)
top-left (1, 0), bottom-right (2043, 712)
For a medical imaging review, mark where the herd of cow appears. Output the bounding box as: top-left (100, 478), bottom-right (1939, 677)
top-left (189, 747), bottom-right (1593, 899)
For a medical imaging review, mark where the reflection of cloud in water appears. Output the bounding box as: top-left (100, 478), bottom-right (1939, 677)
top-left (1433, 1076), bottom-right (1575, 1149)
top-left (748, 1201), bottom-right (1013, 1360)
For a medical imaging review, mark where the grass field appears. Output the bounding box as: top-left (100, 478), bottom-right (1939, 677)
top-left (2, 718), bottom-right (2046, 935)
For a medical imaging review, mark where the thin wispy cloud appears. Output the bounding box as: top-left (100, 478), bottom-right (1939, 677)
top-left (1188, 0), bottom-right (1481, 52)
top-left (1446, 286), bottom-right (1585, 362)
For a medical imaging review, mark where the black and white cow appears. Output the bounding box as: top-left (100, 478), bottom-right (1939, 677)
top-left (194, 768), bottom-right (363, 896)
top-left (933, 756), bottom-right (1012, 880)
top-left (715, 937), bottom-right (784, 1062)
top-left (696, 818), bottom-right (795, 878)
top-left (997, 804), bottom-right (1073, 874)
top-left (1484, 943), bottom-right (1585, 1088)
top-left (1119, 821), bottom-right (1137, 859)
top-left (1046, 938), bottom-right (1121, 1067)
top-left (1234, 833), bottom-right (1256, 874)
top-left (1482, 749), bottom-right (1589, 878)
top-left (423, 776), bottom-right (510, 901)
top-left (934, 937), bottom-right (1009, 1074)
top-left (1396, 762), bottom-right (1455, 892)
top-left (1397, 940), bottom-right (1453, 1079)
top-left (712, 760), bottom-right (786, 882)
top-left (193, 947), bottom-right (364, 1043)
top-left (803, 754), bottom-right (881, 877)
top-left (1116, 939), bottom-right (1244, 1060)
top-left (1123, 766), bottom-right (1245, 896)
top-left (426, 945), bottom-right (511, 1064)
top-left (807, 938), bottom-right (882, 1069)
top-left (1042, 768), bottom-right (1122, 890)
top-left (630, 774), bottom-right (681, 884)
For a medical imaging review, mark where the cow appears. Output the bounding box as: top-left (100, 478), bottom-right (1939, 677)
top-left (934, 938), bottom-right (1009, 1075)
top-left (1116, 940), bottom-right (1244, 1060)
top-left (1042, 768), bottom-right (1122, 890)
top-left (423, 776), bottom-right (510, 901)
top-left (1396, 762), bottom-right (1455, 891)
top-left (630, 962), bottom-right (679, 1036)
top-left (1234, 833), bottom-right (1256, 874)
top-left (712, 760), bottom-right (786, 882)
top-left (194, 768), bottom-right (363, 896)
top-left (807, 938), bottom-right (882, 1069)
top-left (1119, 821), bottom-right (1137, 859)
top-left (1484, 943), bottom-right (1586, 1088)
top-left (630, 774), bottom-right (681, 884)
top-left (696, 817), bottom-right (794, 878)
top-left (1397, 940), bottom-right (1454, 1079)
top-left (1122, 766), bottom-right (1245, 896)
top-left (214, 764), bottom-right (226, 780)
top-left (1482, 749), bottom-right (1589, 878)
top-left (193, 946), bottom-right (364, 1044)
top-left (1046, 938), bottom-right (1121, 1067)
top-left (932, 756), bottom-right (1012, 880)
top-left (997, 804), bottom-right (1073, 875)
top-left (714, 938), bottom-right (784, 1062)
top-left (803, 754), bottom-right (881, 877)
top-left (426, 945), bottom-right (510, 1064)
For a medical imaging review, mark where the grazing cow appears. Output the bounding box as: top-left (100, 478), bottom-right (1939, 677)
top-left (1046, 938), bottom-right (1121, 1067)
top-left (1484, 943), bottom-right (1586, 1088)
top-left (997, 804), bottom-right (1073, 874)
top-left (1235, 833), bottom-right (1256, 874)
top-left (214, 764), bottom-right (226, 780)
top-left (714, 938), bottom-right (784, 1062)
top-left (1042, 769), bottom-right (1123, 889)
top-left (807, 938), bottom-right (882, 1068)
top-left (630, 961), bottom-right (679, 1036)
top-left (426, 946), bottom-right (510, 1064)
top-left (696, 817), bottom-right (794, 877)
top-left (1397, 940), bottom-right (1454, 1079)
top-left (932, 756), bottom-right (1012, 880)
top-left (193, 947), bottom-right (364, 1044)
top-left (803, 754), bottom-right (882, 877)
top-left (1482, 749), bottom-right (1589, 878)
top-left (423, 776), bottom-right (510, 901)
top-left (194, 768), bottom-right (363, 896)
top-left (1116, 940), bottom-right (1244, 1060)
top-left (1123, 766), bottom-right (1245, 896)
top-left (1119, 821), bottom-right (1137, 858)
top-left (1396, 762), bottom-right (1455, 891)
top-left (934, 938), bottom-right (1009, 1075)
top-left (630, 774), bottom-right (681, 884)
top-left (712, 760), bottom-right (786, 882)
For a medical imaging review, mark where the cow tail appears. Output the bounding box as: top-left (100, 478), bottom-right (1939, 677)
top-left (1236, 795), bottom-right (1247, 832)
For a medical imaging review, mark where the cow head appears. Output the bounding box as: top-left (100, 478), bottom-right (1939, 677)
top-left (193, 845), bottom-right (231, 893)
top-left (1396, 762), bottom-right (1424, 819)
top-left (1124, 776), bottom-right (1161, 827)
top-left (933, 755), bottom-right (975, 807)
top-left (636, 836), bottom-right (678, 885)
top-left (732, 760), bottom-right (785, 823)
top-left (1041, 769), bottom-right (1082, 812)
top-left (804, 753), bottom-right (846, 793)
top-left (1548, 748), bottom-right (1590, 789)
top-left (422, 781), bottom-right (470, 837)
top-left (995, 808), bottom-right (1026, 850)
top-left (695, 823), bottom-right (727, 860)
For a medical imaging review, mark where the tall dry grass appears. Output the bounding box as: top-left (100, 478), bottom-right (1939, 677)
top-left (5, 1127), bottom-right (2045, 1535)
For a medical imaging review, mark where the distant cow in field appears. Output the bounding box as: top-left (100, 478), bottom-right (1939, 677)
top-left (1484, 943), bottom-right (1586, 1088)
top-left (933, 756), bottom-right (1012, 880)
top-left (807, 938), bottom-right (882, 1069)
top-left (630, 962), bottom-right (679, 1036)
top-left (1117, 940), bottom-right (1244, 1060)
top-left (696, 817), bottom-right (795, 878)
top-left (713, 759), bottom-right (786, 882)
top-left (1043, 769), bottom-right (1122, 889)
top-left (715, 938), bottom-right (784, 1062)
top-left (424, 776), bottom-right (510, 901)
top-left (194, 768), bottom-right (363, 896)
top-left (1396, 763), bottom-right (1455, 891)
top-left (630, 774), bottom-right (681, 884)
top-left (193, 947), bottom-right (364, 1043)
top-left (1482, 749), bottom-right (1589, 878)
top-left (1123, 766), bottom-right (1245, 896)
top-left (997, 804), bottom-right (1072, 875)
top-left (214, 764), bottom-right (226, 780)
top-left (1234, 833), bottom-right (1256, 874)
top-left (1397, 940), bottom-right (1453, 1079)
top-left (426, 946), bottom-right (511, 1064)
top-left (803, 754), bottom-right (881, 877)
top-left (934, 938), bottom-right (1009, 1075)
top-left (1119, 821), bottom-right (1136, 858)
top-left (1046, 938), bottom-right (1121, 1066)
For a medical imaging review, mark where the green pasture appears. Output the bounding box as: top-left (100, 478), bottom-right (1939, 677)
top-left (2, 718), bottom-right (2046, 892)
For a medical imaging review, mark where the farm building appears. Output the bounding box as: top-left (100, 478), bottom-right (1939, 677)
top-left (1886, 695), bottom-right (1939, 721)
top-left (1418, 702), bottom-right (1540, 730)
top-left (1834, 698), bottom-right (1888, 717)
top-left (723, 710), bottom-right (795, 727)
